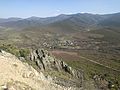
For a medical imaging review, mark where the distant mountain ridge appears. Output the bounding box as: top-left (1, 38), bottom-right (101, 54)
top-left (0, 12), bottom-right (120, 32)
top-left (98, 13), bottom-right (120, 27)
top-left (0, 14), bottom-right (70, 28)
top-left (0, 17), bottom-right (22, 23)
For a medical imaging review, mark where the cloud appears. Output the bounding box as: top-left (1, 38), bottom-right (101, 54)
top-left (56, 10), bottom-right (60, 12)
top-left (81, 12), bottom-right (85, 13)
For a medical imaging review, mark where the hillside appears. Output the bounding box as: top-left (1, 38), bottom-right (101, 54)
top-left (0, 49), bottom-right (83, 90)
top-left (98, 13), bottom-right (120, 27)
top-left (0, 12), bottom-right (120, 90)
top-left (0, 50), bottom-right (54, 90)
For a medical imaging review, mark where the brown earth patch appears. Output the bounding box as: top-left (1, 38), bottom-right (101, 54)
top-left (50, 50), bottom-right (80, 61)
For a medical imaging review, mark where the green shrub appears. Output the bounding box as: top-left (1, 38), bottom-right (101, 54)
top-left (0, 44), bottom-right (30, 58)
top-left (19, 49), bottom-right (30, 59)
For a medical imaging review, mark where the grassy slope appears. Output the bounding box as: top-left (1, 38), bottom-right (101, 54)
top-left (51, 50), bottom-right (120, 87)
top-left (89, 28), bottom-right (120, 43)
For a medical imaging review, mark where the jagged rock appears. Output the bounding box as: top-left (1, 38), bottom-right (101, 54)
top-left (29, 49), bottom-right (58, 71)
top-left (93, 74), bottom-right (110, 90)
top-left (52, 59), bottom-right (62, 71)
top-left (35, 58), bottom-right (45, 70)
top-left (60, 61), bottom-right (73, 74)
top-left (28, 49), bottom-right (84, 88)
top-left (36, 49), bottom-right (44, 58)
top-left (29, 48), bottom-right (84, 76)
top-left (29, 50), bottom-right (38, 61)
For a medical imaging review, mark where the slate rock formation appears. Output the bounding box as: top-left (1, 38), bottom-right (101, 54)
top-left (29, 49), bottom-right (84, 88)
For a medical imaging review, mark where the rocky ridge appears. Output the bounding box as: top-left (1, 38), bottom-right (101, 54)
top-left (28, 49), bottom-right (84, 88)
top-left (0, 50), bottom-right (79, 90)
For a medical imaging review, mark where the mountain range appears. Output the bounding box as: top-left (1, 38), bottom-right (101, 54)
top-left (0, 12), bottom-right (120, 32)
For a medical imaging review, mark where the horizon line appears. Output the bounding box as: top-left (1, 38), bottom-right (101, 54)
top-left (1, 12), bottom-right (120, 19)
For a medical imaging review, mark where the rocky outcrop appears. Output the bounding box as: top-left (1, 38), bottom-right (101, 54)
top-left (93, 74), bottom-right (117, 90)
top-left (29, 49), bottom-right (84, 88)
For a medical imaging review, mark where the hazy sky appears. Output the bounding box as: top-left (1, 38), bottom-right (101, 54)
top-left (0, 0), bottom-right (120, 18)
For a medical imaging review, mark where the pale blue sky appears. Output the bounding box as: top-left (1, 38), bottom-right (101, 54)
top-left (0, 0), bottom-right (120, 18)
